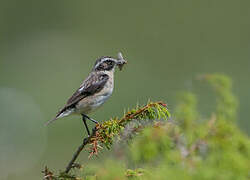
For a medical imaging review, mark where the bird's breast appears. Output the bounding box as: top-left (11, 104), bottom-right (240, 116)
top-left (75, 75), bottom-right (114, 114)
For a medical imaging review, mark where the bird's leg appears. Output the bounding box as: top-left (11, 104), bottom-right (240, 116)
top-left (82, 114), bottom-right (98, 124)
top-left (82, 115), bottom-right (90, 136)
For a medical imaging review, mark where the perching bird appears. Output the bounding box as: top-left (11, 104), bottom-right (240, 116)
top-left (46, 52), bottom-right (127, 136)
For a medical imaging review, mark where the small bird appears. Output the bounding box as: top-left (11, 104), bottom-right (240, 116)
top-left (46, 52), bottom-right (127, 136)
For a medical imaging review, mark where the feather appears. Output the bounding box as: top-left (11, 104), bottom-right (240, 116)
top-left (45, 108), bottom-right (74, 126)
top-left (46, 72), bottom-right (109, 125)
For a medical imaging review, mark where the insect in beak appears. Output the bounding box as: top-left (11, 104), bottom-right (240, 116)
top-left (116, 52), bottom-right (127, 71)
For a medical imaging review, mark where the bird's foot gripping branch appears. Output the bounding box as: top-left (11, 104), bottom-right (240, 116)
top-left (43, 101), bottom-right (170, 179)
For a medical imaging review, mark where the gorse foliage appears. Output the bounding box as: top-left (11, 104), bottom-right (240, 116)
top-left (44, 74), bottom-right (250, 180)
top-left (96, 101), bottom-right (170, 150)
top-left (203, 74), bottom-right (238, 122)
top-left (44, 102), bottom-right (170, 179)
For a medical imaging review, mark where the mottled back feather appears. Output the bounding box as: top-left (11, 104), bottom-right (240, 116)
top-left (52, 72), bottom-right (109, 121)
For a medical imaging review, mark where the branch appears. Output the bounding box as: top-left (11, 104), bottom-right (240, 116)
top-left (62, 101), bottom-right (169, 174)
top-left (64, 126), bottom-right (98, 173)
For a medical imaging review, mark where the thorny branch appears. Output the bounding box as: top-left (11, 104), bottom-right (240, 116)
top-left (65, 127), bottom-right (98, 173)
top-left (60, 101), bottom-right (169, 174)
top-left (42, 166), bottom-right (53, 180)
top-left (119, 101), bottom-right (167, 124)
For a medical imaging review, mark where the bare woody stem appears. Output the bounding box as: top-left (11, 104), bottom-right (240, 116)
top-left (64, 127), bottom-right (97, 173)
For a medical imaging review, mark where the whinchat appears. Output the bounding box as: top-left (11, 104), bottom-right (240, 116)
top-left (46, 52), bottom-right (127, 136)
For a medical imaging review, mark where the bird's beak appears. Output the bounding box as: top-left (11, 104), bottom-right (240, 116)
top-left (117, 59), bottom-right (127, 71)
top-left (117, 52), bottom-right (127, 71)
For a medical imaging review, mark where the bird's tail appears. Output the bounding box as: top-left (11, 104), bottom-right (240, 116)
top-left (44, 117), bottom-right (58, 126)
top-left (45, 108), bottom-right (74, 126)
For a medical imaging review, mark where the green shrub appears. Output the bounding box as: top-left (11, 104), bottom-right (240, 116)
top-left (44, 74), bottom-right (250, 180)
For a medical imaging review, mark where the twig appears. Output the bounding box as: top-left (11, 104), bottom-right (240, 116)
top-left (64, 127), bottom-right (98, 173)
top-left (42, 166), bottom-right (53, 180)
top-left (64, 101), bottom-right (168, 174)
top-left (119, 101), bottom-right (167, 124)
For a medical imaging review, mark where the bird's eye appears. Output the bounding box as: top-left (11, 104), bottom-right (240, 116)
top-left (106, 60), bottom-right (114, 65)
top-left (103, 62), bottom-right (108, 68)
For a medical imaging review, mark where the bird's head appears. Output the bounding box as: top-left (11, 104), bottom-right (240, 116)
top-left (93, 52), bottom-right (127, 72)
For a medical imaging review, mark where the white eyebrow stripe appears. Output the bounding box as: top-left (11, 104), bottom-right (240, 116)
top-left (94, 58), bottom-right (117, 69)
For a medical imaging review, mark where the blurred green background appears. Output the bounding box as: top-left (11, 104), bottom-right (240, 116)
top-left (0, 0), bottom-right (249, 179)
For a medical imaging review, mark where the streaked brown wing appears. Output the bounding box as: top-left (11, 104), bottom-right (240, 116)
top-left (55, 72), bottom-right (109, 118)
